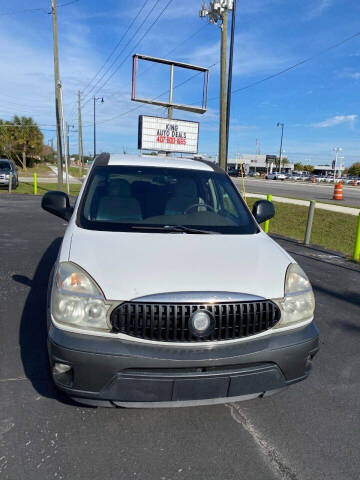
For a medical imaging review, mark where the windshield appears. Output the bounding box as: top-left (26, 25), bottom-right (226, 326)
top-left (0, 161), bottom-right (11, 170)
top-left (78, 166), bottom-right (258, 235)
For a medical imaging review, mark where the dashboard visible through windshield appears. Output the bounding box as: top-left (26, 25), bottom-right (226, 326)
top-left (78, 165), bottom-right (258, 235)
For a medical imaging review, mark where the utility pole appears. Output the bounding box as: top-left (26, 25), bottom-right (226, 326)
top-left (166, 64), bottom-right (175, 156)
top-left (277, 122), bottom-right (284, 172)
top-left (93, 96), bottom-right (104, 158)
top-left (200, 1), bottom-right (233, 171)
top-left (51, 0), bottom-right (63, 188)
top-left (225, 0), bottom-right (237, 167)
top-left (219, 8), bottom-right (228, 171)
top-left (78, 91), bottom-right (83, 166)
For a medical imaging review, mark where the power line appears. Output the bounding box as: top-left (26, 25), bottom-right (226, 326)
top-left (0, 0), bottom-right (80, 17)
top-left (58, 0), bottom-right (80, 7)
top-left (137, 24), bottom-right (209, 80)
top-left (0, 97), bottom-right (53, 112)
top-left (83, 0), bottom-right (174, 107)
top-left (84, 27), bottom-right (360, 131)
top-left (82, 0), bottom-right (163, 106)
top-left (206, 29), bottom-right (360, 103)
top-left (71, 23), bottom-right (208, 120)
top-left (96, 0), bottom-right (175, 94)
top-left (232, 30), bottom-right (360, 95)
top-left (83, 61), bottom-right (216, 127)
top-left (81, 0), bottom-right (151, 97)
top-left (0, 123), bottom-right (55, 128)
top-left (68, 9), bottom-right (205, 122)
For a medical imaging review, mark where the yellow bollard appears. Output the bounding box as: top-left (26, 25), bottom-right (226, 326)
top-left (353, 213), bottom-right (360, 262)
top-left (34, 173), bottom-right (38, 195)
top-left (263, 194), bottom-right (272, 233)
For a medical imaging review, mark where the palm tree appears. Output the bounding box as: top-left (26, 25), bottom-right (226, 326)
top-left (12, 116), bottom-right (44, 170)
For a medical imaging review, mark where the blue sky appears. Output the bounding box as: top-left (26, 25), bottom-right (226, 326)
top-left (1, 0), bottom-right (360, 165)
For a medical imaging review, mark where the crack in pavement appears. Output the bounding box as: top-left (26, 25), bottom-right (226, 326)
top-left (226, 403), bottom-right (299, 480)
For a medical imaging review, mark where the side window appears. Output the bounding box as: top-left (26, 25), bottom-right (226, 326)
top-left (217, 183), bottom-right (237, 216)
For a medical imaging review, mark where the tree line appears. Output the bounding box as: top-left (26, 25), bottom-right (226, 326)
top-left (294, 163), bottom-right (315, 172)
top-left (294, 162), bottom-right (360, 176)
top-left (0, 116), bottom-right (48, 170)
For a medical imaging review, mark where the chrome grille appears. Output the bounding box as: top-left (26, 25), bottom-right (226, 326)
top-left (110, 301), bottom-right (281, 343)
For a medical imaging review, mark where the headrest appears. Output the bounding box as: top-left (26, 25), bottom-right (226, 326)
top-left (107, 178), bottom-right (131, 197)
top-left (174, 178), bottom-right (197, 197)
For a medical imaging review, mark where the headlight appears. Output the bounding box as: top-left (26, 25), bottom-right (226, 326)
top-left (5, 174), bottom-right (9, 179)
top-left (51, 262), bottom-right (110, 332)
top-left (273, 263), bottom-right (315, 328)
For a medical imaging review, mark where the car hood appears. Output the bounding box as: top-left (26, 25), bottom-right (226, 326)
top-left (66, 226), bottom-right (292, 301)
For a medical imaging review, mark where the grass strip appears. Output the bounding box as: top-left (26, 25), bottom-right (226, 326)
top-left (17, 164), bottom-right (53, 177)
top-left (246, 198), bottom-right (358, 258)
top-left (69, 166), bottom-right (88, 178)
top-left (0, 182), bottom-right (81, 196)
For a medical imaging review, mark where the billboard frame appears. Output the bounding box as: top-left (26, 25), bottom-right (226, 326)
top-left (132, 54), bottom-right (209, 115)
top-left (138, 115), bottom-right (200, 154)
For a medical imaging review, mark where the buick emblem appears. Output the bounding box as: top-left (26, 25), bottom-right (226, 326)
top-left (189, 310), bottom-right (214, 337)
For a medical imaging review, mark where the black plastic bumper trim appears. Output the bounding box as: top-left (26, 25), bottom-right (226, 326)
top-left (48, 322), bottom-right (319, 405)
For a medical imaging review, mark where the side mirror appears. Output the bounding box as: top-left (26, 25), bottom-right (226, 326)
top-left (252, 200), bottom-right (275, 224)
top-left (42, 191), bottom-right (73, 221)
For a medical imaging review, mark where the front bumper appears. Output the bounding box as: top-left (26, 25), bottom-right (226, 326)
top-left (48, 322), bottom-right (319, 407)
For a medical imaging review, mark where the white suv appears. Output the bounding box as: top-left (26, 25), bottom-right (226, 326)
top-left (42, 154), bottom-right (318, 408)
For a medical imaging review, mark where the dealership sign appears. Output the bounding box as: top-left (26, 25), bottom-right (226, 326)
top-left (138, 115), bottom-right (199, 154)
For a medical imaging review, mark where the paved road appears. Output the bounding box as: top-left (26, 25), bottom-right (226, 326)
top-left (233, 178), bottom-right (360, 207)
top-left (1, 195), bottom-right (360, 480)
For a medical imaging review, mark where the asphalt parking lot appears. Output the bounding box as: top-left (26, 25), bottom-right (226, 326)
top-left (1, 194), bottom-right (360, 480)
top-left (235, 177), bottom-right (360, 207)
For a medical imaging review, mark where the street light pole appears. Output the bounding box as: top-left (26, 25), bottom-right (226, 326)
top-left (78, 91), bottom-right (83, 167)
top-left (277, 122), bottom-right (284, 172)
top-left (93, 96), bottom-right (104, 158)
top-left (333, 147), bottom-right (343, 182)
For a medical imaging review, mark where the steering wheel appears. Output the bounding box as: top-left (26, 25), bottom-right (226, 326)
top-left (184, 203), bottom-right (215, 214)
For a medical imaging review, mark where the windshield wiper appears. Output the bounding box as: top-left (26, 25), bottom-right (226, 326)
top-left (131, 225), bottom-right (219, 234)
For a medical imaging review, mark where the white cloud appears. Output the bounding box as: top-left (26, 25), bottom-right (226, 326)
top-left (305, 0), bottom-right (333, 20)
top-left (311, 115), bottom-right (357, 128)
top-left (187, 32), bottom-right (288, 78)
top-left (339, 71), bottom-right (360, 80)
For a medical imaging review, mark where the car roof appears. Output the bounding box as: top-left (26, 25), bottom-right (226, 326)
top-left (104, 154), bottom-right (216, 172)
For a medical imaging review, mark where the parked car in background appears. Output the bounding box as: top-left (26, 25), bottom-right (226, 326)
top-left (227, 168), bottom-right (242, 177)
top-left (343, 177), bottom-right (356, 184)
top-left (265, 172), bottom-right (286, 180)
top-left (0, 159), bottom-right (18, 189)
top-left (248, 171), bottom-right (260, 177)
